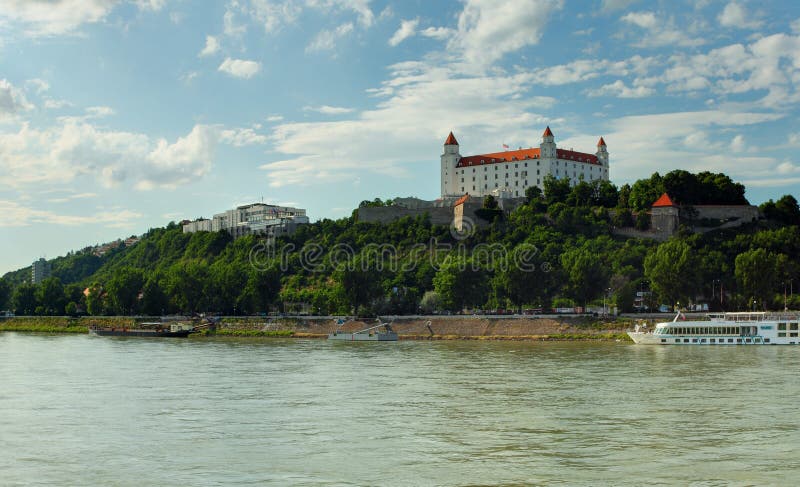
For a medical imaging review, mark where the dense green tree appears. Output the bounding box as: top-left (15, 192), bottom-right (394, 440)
top-left (106, 267), bottom-right (145, 314)
top-left (86, 284), bottom-right (107, 316)
top-left (433, 256), bottom-right (489, 311)
top-left (12, 283), bottom-right (37, 315)
top-left (35, 277), bottom-right (66, 315)
top-left (141, 278), bottom-right (169, 315)
top-left (560, 247), bottom-right (610, 306)
top-left (543, 174), bottom-right (571, 205)
top-left (0, 278), bottom-right (10, 310)
top-left (644, 239), bottom-right (698, 307)
top-left (629, 172), bottom-right (663, 210)
top-left (735, 248), bottom-right (786, 308)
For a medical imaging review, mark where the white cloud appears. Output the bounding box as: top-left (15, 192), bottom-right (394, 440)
top-left (0, 79), bottom-right (33, 119)
top-left (306, 22), bottom-right (353, 53)
top-left (86, 105), bottom-right (114, 118)
top-left (718, 2), bottom-right (762, 30)
top-left (0, 199), bottom-right (142, 227)
top-left (198, 35), bottom-right (220, 57)
top-left (621, 11), bottom-right (656, 28)
top-left (420, 26), bottom-right (453, 41)
top-left (247, 0), bottom-right (301, 33)
top-left (586, 80), bottom-right (655, 98)
top-left (449, 0), bottom-right (564, 66)
top-left (46, 192), bottom-right (98, 203)
top-left (389, 18), bottom-right (418, 46)
top-left (223, 7), bottom-right (247, 37)
top-left (266, 115), bottom-right (284, 122)
top-left (621, 11), bottom-right (704, 48)
top-left (43, 98), bottom-right (72, 109)
top-left (260, 61), bottom-right (556, 188)
top-left (0, 120), bottom-right (216, 190)
top-left (25, 78), bottom-right (50, 94)
top-left (303, 105), bottom-right (355, 114)
top-left (0, 0), bottom-right (116, 36)
top-left (591, 110), bottom-right (786, 185)
top-left (132, 0), bottom-right (166, 11)
top-left (218, 58), bottom-right (262, 78)
top-left (220, 127), bottom-right (268, 146)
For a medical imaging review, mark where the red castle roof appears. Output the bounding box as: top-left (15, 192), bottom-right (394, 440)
top-left (455, 147), bottom-right (599, 168)
top-left (454, 194), bottom-right (470, 206)
top-left (543, 126), bottom-right (553, 137)
top-left (652, 193), bottom-right (677, 207)
top-left (597, 136), bottom-right (606, 146)
top-left (444, 132), bottom-right (459, 145)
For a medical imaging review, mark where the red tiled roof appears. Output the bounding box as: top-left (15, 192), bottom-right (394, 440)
top-left (652, 193), bottom-right (676, 207)
top-left (455, 147), bottom-right (600, 168)
top-left (543, 126), bottom-right (553, 137)
top-left (597, 136), bottom-right (606, 146)
top-left (556, 149), bottom-right (599, 164)
top-left (456, 148), bottom-right (541, 167)
top-left (454, 194), bottom-right (470, 206)
top-left (444, 132), bottom-right (458, 145)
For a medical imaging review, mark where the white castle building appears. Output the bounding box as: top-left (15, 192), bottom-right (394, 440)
top-left (440, 127), bottom-right (609, 198)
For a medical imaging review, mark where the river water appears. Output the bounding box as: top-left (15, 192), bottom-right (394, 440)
top-left (1, 333), bottom-right (798, 486)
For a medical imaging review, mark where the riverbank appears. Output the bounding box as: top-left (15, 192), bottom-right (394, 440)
top-left (0, 315), bottom-right (633, 341)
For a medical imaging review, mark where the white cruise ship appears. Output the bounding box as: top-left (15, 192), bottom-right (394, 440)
top-left (628, 312), bottom-right (800, 345)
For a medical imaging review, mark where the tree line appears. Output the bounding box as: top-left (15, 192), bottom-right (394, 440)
top-left (1, 170), bottom-right (798, 316)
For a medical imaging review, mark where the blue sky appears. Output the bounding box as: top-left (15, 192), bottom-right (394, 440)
top-left (1, 0), bottom-right (799, 274)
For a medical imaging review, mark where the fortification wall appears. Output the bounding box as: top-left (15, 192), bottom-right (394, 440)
top-left (357, 206), bottom-right (454, 225)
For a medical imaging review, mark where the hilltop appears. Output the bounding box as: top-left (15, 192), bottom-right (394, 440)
top-left (1, 170), bottom-right (799, 316)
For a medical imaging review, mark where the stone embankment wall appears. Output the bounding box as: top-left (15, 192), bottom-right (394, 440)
top-left (221, 316), bottom-right (630, 339)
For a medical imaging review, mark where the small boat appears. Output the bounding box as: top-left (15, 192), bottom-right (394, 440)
top-left (628, 312), bottom-right (800, 345)
top-left (89, 322), bottom-right (196, 338)
top-left (328, 317), bottom-right (398, 341)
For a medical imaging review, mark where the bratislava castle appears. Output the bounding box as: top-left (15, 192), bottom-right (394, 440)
top-left (440, 127), bottom-right (609, 198)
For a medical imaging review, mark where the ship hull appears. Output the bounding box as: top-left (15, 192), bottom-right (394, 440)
top-left (327, 332), bottom-right (398, 341)
top-left (90, 328), bottom-right (194, 338)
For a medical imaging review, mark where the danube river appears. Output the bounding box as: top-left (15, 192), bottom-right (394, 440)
top-left (1, 333), bottom-right (798, 486)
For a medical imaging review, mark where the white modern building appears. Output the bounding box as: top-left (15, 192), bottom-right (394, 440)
top-left (183, 203), bottom-right (309, 239)
top-left (440, 127), bottom-right (609, 199)
top-left (31, 258), bottom-right (51, 284)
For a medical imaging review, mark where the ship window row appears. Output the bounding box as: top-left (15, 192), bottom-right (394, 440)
top-left (659, 326), bottom-right (745, 335)
top-left (778, 333), bottom-right (799, 337)
top-left (777, 323), bottom-right (799, 331)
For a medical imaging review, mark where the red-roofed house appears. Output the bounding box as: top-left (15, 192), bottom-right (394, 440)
top-left (440, 126), bottom-right (609, 199)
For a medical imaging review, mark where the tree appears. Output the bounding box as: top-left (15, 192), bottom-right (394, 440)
top-left (65, 302), bottom-right (79, 316)
top-left (333, 256), bottom-right (383, 314)
top-left (12, 283), bottom-right (37, 315)
top-left (419, 291), bottom-right (441, 313)
top-left (644, 239), bottom-right (698, 306)
top-left (35, 277), bottom-right (65, 315)
top-left (86, 284), bottom-right (107, 316)
top-left (629, 172), bottom-right (663, 210)
top-left (560, 247), bottom-right (610, 305)
top-left (735, 248), bottom-right (785, 308)
top-left (106, 267), bottom-right (144, 315)
top-left (433, 256), bottom-right (489, 311)
top-left (543, 174), bottom-right (571, 205)
top-left (0, 278), bottom-right (10, 310)
top-left (141, 278), bottom-right (169, 316)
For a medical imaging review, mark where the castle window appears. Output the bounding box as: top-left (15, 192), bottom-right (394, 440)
top-left (472, 177), bottom-right (475, 181)
top-left (537, 169), bottom-right (540, 175)
top-left (515, 164), bottom-right (518, 168)
top-left (537, 179), bottom-right (540, 185)
top-left (525, 180), bottom-right (528, 185)
top-left (484, 175), bottom-right (487, 180)
top-left (515, 172), bottom-right (518, 177)
top-left (537, 161), bottom-right (540, 166)
top-left (472, 186), bottom-right (475, 191)
top-left (461, 178), bottom-right (464, 182)
top-left (495, 183), bottom-right (498, 188)
top-left (461, 187), bottom-right (464, 192)
top-left (524, 162), bottom-right (527, 167)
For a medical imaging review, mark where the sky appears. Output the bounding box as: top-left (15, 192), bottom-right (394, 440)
top-left (1, 0), bottom-right (800, 275)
